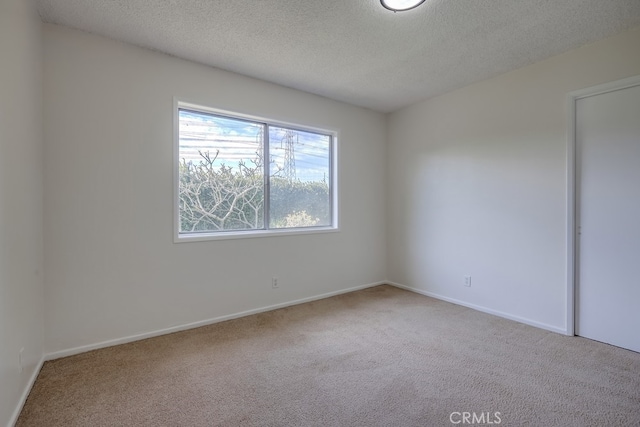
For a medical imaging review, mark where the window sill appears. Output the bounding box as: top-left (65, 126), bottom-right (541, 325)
top-left (174, 226), bottom-right (339, 243)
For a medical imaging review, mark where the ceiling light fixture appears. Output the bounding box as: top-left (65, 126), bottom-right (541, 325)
top-left (381, 0), bottom-right (426, 12)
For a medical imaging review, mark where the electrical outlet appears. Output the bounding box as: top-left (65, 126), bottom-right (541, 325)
top-left (272, 277), bottom-right (279, 289)
top-left (19, 348), bottom-right (24, 373)
top-left (464, 276), bottom-right (472, 287)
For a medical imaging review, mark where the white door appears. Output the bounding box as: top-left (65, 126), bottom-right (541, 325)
top-left (576, 81), bottom-right (640, 353)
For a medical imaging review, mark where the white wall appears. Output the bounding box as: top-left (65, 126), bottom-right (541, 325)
top-left (387, 27), bottom-right (640, 333)
top-left (43, 25), bottom-right (387, 354)
top-left (0, 0), bottom-right (45, 425)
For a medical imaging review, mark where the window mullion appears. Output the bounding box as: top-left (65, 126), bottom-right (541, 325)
top-left (263, 123), bottom-right (270, 230)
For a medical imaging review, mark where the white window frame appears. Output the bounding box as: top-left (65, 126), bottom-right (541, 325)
top-left (173, 98), bottom-right (339, 242)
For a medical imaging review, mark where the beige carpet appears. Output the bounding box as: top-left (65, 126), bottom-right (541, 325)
top-left (17, 285), bottom-right (640, 426)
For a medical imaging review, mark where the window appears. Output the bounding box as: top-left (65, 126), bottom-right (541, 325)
top-left (175, 101), bottom-right (337, 241)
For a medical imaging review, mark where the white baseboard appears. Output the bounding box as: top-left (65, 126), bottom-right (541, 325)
top-left (45, 281), bottom-right (386, 361)
top-left (388, 281), bottom-right (567, 335)
top-left (8, 355), bottom-right (45, 427)
top-left (13, 280), bottom-right (564, 425)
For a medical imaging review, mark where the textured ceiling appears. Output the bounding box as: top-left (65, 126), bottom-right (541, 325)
top-left (36, 0), bottom-right (640, 112)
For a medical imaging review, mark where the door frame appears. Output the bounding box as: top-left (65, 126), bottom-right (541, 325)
top-left (566, 74), bottom-right (640, 336)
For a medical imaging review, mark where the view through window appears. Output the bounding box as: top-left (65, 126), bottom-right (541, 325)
top-left (177, 106), bottom-right (334, 238)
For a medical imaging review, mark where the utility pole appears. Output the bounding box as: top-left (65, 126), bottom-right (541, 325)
top-left (282, 129), bottom-right (297, 182)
